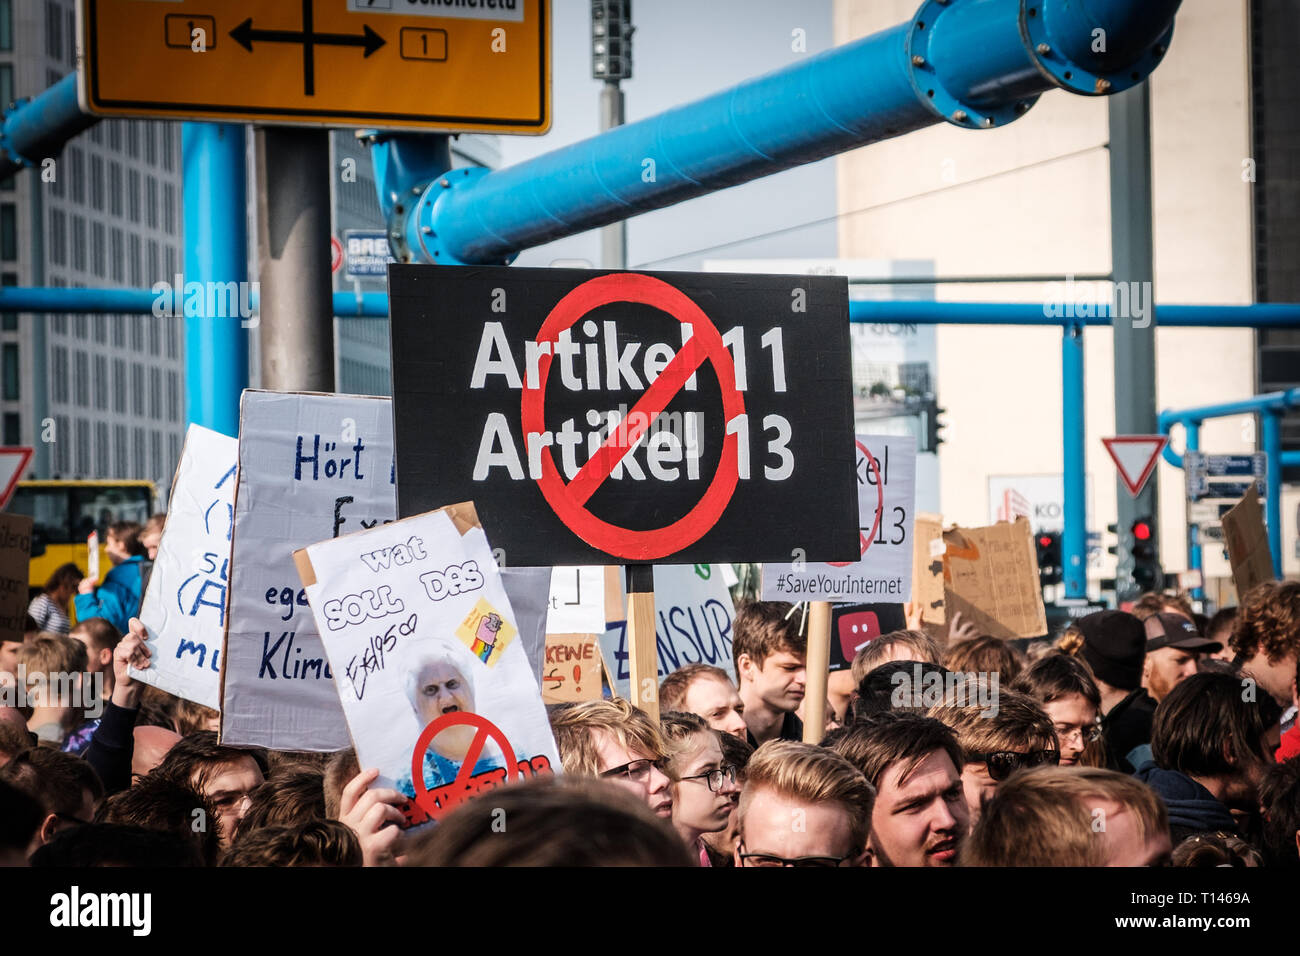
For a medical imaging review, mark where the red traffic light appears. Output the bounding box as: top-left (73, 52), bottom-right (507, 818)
top-left (1132, 521), bottom-right (1152, 541)
top-left (1038, 535), bottom-right (1053, 548)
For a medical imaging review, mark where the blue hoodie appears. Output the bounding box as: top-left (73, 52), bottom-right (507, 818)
top-left (74, 555), bottom-right (144, 635)
top-left (1134, 763), bottom-right (1238, 841)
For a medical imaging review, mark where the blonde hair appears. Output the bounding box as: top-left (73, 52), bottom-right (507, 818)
top-left (851, 630), bottom-right (941, 685)
top-left (549, 698), bottom-right (670, 776)
top-left (738, 740), bottom-right (875, 857)
top-left (963, 766), bottom-right (1168, 866)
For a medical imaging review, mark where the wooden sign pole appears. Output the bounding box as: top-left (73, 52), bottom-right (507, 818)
top-left (802, 601), bottom-right (832, 743)
top-left (625, 564), bottom-right (659, 720)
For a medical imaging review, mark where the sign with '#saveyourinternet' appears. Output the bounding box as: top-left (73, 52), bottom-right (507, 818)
top-left (388, 266), bottom-right (858, 567)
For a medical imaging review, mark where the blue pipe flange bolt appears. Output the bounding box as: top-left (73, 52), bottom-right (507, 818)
top-left (1021, 0), bottom-right (1175, 96)
top-left (409, 166), bottom-right (516, 267)
top-left (905, 0), bottom-right (1043, 130)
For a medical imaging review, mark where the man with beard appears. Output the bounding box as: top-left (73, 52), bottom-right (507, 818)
top-left (1142, 612), bottom-right (1221, 703)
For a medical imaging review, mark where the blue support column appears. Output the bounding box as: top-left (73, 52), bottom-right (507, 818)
top-left (182, 123), bottom-right (248, 436)
top-left (1262, 411), bottom-right (1283, 577)
top-left (1184, 422), bottom-right (1204, 599)
top-left (1062, 321), bottom-right (1087, 598)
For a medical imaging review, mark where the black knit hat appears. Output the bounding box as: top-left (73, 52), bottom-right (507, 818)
top-left (1077, 610), bottom-right (1145, 690)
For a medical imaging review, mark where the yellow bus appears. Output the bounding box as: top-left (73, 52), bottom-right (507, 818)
top-left (9, 480), bottom-right (157, 595)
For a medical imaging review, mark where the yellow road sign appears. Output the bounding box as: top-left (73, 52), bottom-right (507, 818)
top-left (78, 0), bottom-right (550, 133)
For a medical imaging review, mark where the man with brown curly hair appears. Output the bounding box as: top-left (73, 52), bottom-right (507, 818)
top-left (1230, 581), bottom-right (1300, 707)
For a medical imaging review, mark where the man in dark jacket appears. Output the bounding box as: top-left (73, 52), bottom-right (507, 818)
top-left (1135, 671), bottom-right (1277, 845)
top-left (1077, 610), bottom-right (1155, 773)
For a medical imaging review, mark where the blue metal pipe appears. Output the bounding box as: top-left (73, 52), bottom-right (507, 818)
top-left (1159, 388), bottom-right (1300, 468)
top-left (849, 300), bottom-right (1300, 327)
top-left (405, 0), bottom-right (1181, 265)
top-left (0, 286), bottom-right (394, 320)
top-left (1061, 321), bottom-right (1087, 598)
top-left (182, 124), bottom-right (248, 437)
top-left (0, 74), bottom-right (98, 178)
top-left (1262, 412), bottom-right (1283, 577)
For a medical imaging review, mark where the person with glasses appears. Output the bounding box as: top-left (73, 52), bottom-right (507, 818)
top-left (927, 685), bottom-right (1059, 823)
top-left (550, 698), bottom-right (675, 821)
top-left (661, 712), bottom-right (741, 865)
top-left (1012, 651), bottom-right (1105, 767)
top-left (733, 740), bottom-right (873, 868)
top-left (0, 746), bottom-right (103, 858)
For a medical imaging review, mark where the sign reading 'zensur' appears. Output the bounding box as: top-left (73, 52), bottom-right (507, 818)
top-left (388, 266), bottom-right (859, 567)
top-left (78, 0), bottom-right (550, 133)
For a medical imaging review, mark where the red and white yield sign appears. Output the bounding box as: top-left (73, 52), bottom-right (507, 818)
top-left (1102, 435), bottom-right (1168, 497)
top-left (0, 446), bottom-right (33, 510)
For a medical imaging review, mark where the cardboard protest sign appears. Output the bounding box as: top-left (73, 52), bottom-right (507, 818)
top-left (220, 391), bottom-right (395, 751)
top-left (1221, 488), bottom-right (1274, 600)
top-left (0, 512), bottom-right (33, 643)
top-left (294, 503), bottom-right (558, 825)
top-left (388, 265), bottom-right (858, 566)
top-left (941, 517), bottom-right (1047, 639)
top-left (598, 563), bottom-right (737, 698)
top-left (911, 513), bottom-right (946, 624)
top-left (540, 633), bottom-right (603, 703)
top-left (133, 424), bottom-right (237, 709)
top-left (761, 434), bottom-right (916, 602)
top-left (828, 603), bottom-right (907, 671)
top-left (546, 566), bottom-right (606, 634)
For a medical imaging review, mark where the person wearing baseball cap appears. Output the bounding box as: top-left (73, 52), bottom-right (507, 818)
top-left (1143, 612), bottom-right (1222, 705)
top-left (1076, 610), bottom-right (1154, 774)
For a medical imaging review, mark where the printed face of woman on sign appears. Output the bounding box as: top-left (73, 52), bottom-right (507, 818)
top-left (409, 648), bottom-right (478, 762)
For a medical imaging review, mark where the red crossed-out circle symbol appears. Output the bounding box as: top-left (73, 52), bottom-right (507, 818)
top-left (827, 440), bottom-right (883, 567)
top-left (410, 711), bottom-right (518, 822)
top-left (520, 273), bottom-right (746, 561)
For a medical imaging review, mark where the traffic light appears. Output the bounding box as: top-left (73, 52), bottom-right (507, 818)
top-left (921, 398), bottom-right (946, 452)
top-left (592, 1), bottom-right (634, 80)
top-left (1130, 516), bottom-right (1161, 593)
top-left (1036, 531), bottom-right (1062, 587)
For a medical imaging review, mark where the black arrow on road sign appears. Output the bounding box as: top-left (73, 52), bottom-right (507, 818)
top-left (230, 0), bottom-right (385, 97)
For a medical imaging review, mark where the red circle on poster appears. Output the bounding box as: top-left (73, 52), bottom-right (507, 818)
top-left (409, 711), bottom-right (518, 822)
top-left (828, 440), bottom-right (885, 567)
top-left (520, 273), bottom-right (745, 561)
top-left (330, 236), bottom-right (343, 274)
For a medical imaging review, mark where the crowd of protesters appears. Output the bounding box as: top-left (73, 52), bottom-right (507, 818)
top-left (1, 518), bottom-right (1297, 867)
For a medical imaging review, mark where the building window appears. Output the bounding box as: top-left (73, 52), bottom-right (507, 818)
top-left (129, 314), bottom-right (143, 352)
top-left (90, 155), bottom-right (104, 211)
top-left (130, 363), bottom-right (144, 416)
top-left (73, 351), bottom-right (88, 406)
top-left (167, 370), bottom-right (179, 421)
top-left (71, 216), bottom-right (86, 272)
top-left (0, 66), bottom-right (11, 117)
top-left (132, 427), bottom-right (145, 478)
top-left (2, 343), bottom-right (17, 400)
top-left (91, 222), bottom-right (105, 277)
top-left (168, 432), bottom-right (180, 470)
top-left (149, 367), bottom-right (161, 419)
top-left (94, 354), bottom-right (107, 409)
top-left (112, 358), bottom-right (125, 412)
top-left (148, 314), bottom-right (160, 355)
top-left (161, 124), bottom-right (175, 172)
top-left (73, 314), bottom-right (85, 339)
top-left (145, 124), bottom-right (157, 166)
top-left (0, 0), bottom-right (12, 51)
top-left (45, 1), bottom-right (61, 62)
top-left (163, 183), bottom-right (175, 236)
top-left (109, 164), bottom-right (122, 217)
top-left (109, 121), bottom-right (120, 152)
top-left (76, 419), bottom-right (90, 475)
top-left (55, 416), bottom-right (70, 473)
top-left (1, 271), bottom-right (16, 329)
top-left (111, 312), bottom-right (124, 348)
top-left (110, 228), bottom-right (123, 282)
top-left (69, 148), bottom-right (84, 204)
top-left (113, 424), bottom-right (127, 478)
top-left (127, 123), bottom-right (139, 160)
top-left (146, 179), bottom-right (158, 229)
top-left (165, 314), bottom-right (178, 358)
top-left (150, 430), bottom-right (162, 481)
top-left (49, 209), bottom-right (66, 265)
top-left (93, 314), bottom-right (105, 344)
top-left (51, 346), bottom-right (68, 403)
top-left (65, 7), bottom-right (75, 68)
top-left (3, 414), bottom-right (19, 446)
top-left (165, 246), bottom-right (176, 279)
top-left (96, 422), bottom-right (109, 476)
top-left (128, 170), bottom-right (140, 223)
top-left (128, 235), bottom-right (141, 286)
top-left (0, 204), bottom-right (15, 261)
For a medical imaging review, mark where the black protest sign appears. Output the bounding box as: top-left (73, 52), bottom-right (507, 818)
top-left (829, 602), bottom-right (907, 671)
top-left (388, 265), bottom-right (857, 567)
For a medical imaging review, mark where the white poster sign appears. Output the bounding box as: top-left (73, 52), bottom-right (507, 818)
top-left (760, 435), bottom-right (916, 602)
top-left (133, 424), bottom-right (237, 709)
top-left (296, 504), bottom-right (558, 826)
top-left (220, 391), bottom-right (395, 751)
top-left (545, 566), bottom-right (606, 634)
top-left (598, 563), bottom-right (736, 699)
